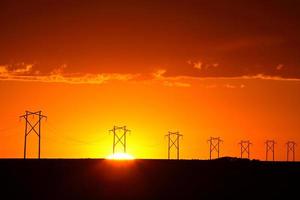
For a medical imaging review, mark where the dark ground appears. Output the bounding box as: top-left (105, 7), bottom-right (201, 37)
top-left (1, 158), bottom-right (299, 200)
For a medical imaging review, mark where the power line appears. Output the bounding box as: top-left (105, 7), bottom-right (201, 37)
top-left (45, 125), bottom-right (105, 146)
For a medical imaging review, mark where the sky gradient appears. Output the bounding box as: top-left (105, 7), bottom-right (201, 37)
top-left (0, 0), bottom-right (300, 160)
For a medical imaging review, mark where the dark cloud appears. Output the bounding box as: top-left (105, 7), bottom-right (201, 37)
top-left (0, 0), bottom-right (300, 79)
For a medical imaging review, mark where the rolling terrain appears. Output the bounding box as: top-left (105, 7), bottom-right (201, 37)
top-left (1, 158), bottom-right (299, 200)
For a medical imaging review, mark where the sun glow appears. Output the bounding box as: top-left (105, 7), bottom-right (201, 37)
top-left (106, 153), bottom-right (135, 160)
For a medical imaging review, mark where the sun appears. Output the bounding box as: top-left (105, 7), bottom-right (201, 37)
top-left (106, 153), bottom-right (135, 160)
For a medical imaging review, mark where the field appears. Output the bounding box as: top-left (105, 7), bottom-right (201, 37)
top-left (1, 158), bottom-right (299, 200)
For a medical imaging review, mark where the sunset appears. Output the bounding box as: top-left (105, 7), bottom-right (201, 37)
top-left (1, 1), bottom-right (300, 199)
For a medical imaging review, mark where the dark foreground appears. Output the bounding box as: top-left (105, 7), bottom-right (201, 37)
top-left (1, 158), bottom-right (300, 200)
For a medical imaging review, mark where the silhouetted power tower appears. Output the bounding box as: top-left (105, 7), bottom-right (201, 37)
top-left (239, 140), bottom-right (252, 159)
top-left (208, 137), bottom-right (223, 160)
top-left (286, 141), bottom-right (296, 162)
top-left (165, 131), bottom-right (183, 160)
top-left (20, 111), bottom-right (47, 159)
top-left (109, 126), bottom-right (130, 154)
top-left (265, 140), bottom-right (276, 161)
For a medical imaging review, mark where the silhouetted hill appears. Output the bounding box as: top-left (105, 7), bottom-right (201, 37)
top-left (1, 159), bottom-right (299, 200)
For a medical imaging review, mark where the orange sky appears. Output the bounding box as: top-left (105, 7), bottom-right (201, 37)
top-left (1, 77), bottom-right (299, 160)
top-left (0, 1), bottom-right (300, 160)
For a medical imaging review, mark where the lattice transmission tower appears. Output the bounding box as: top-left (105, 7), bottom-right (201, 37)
top-left (20, 111), bottom-right (47, 159)
top-left (286, 141), bottom-right (296, 162)
top-left (239, 140), bottom-right (252, 159)
top-left (109, 126), bottom-right (131, 154)
top-left (265, 140), bottom-right (276, 161)
top-left (208, 137), bottom-right (223, 160)
top-left (165, 131), bottom-right (183, 160)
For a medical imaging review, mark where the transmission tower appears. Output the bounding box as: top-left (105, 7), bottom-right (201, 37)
top-left (165, 131), bottom-right (183, 160)
top-left (286, 141), bottom-right (296, 162)
top-left (207, 137), bottom-right (223, 160)
top-left (109, 126), bottom-right (130, 154)
top-left (265, 140), bottom-right (276, 161)
top-left (239, 140), bottom-right (252, 159)
top-left (20, 111), bottom-right (47, 159)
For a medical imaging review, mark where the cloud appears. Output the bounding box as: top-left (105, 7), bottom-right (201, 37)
top-left (187, 60), bottom-right (218, 71)
top-left (1, 63), bottom-right (300, 87)
top-left (51, 64), bottom-right (67, 75)
top-left (152, 69), bottom-right (167, 79)
top-left (1, 1), bottom-right (300, 83)
top-left (199, 83), bottom-right (245, 89)
top-left (241, 74), bottom-right (300, 82)
top-left (0, 64), bottom-right (139, 84)
top-left (276, 64), bottom-right (284, 71)
top-left (0, 73), bottom-right (139, 84)
top-left (212, 63), bottom-right (219, 68)
top-left (193, 62), bottom-right (203, 70)
top-left (0, 64), bottom-right (33, 75)
top-left (0, 66), bottom-right (8, 74)
top-left (223, 84), bottom-right (245, 89)
top-left (163, 81), bottom-right (191, 88)
top-left (13, 64), bottom-right (33, 74)
top-left (150, 69), bottom-right (191, 87)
